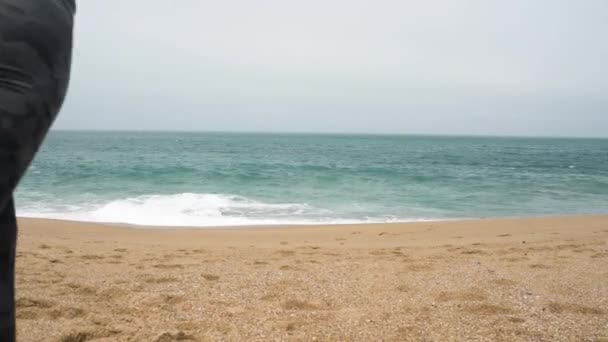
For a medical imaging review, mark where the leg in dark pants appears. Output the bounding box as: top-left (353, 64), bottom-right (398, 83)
top-left (0, 199), bottom-right (16, 342)
top-left (0, 1), bottom-right (75, 340)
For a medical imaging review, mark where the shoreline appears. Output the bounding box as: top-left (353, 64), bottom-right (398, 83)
top-left (16, 213), bottom-right (608, 231)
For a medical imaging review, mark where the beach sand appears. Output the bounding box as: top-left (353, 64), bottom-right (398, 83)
top-left (14, 216), bottom-right (608, 341)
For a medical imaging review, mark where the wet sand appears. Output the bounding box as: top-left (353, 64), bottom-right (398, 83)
top-left (15, 216), bottom-right (608, 341)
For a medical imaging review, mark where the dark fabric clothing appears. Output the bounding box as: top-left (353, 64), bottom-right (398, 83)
top-left (0, 0), bottom-right (75, 209)
top-left (0, 1), bottom-right (75, 340)
top-left (0, 199), bottom-right (15, 342)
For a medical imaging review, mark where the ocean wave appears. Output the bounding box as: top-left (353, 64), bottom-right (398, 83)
top-left (17, 192), bottom-right (423, 227)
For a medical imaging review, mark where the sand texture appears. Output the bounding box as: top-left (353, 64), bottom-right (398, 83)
top-left (14, 216), bottom-right (608, 341)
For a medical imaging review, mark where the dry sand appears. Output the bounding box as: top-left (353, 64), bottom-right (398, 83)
top-left (14, 216), bottom-right (608, 341)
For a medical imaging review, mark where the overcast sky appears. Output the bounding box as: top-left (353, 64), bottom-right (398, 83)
top-left (55, 0), bottom-right (608, 137)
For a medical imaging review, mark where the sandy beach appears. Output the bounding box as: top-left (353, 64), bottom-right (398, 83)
top-left (14, 216), bottom-right (608, 341)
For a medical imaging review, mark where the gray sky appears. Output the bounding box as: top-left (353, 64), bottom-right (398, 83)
top-left (55, 0), bottom-right (608, 137)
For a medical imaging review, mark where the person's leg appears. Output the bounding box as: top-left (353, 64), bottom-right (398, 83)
top-left (0, 0), bottom-right (75, 339)
top-left (0, 198), bottom-right (16, 341)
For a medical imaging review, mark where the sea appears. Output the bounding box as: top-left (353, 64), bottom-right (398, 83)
top-left (14, 131), bottom-right (608, 227)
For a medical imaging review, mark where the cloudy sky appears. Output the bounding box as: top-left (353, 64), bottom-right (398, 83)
top-left (55, 0), bottom-right (608, 137)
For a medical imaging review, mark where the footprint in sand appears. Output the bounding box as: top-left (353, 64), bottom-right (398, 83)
top-left (461, 249), bottom-right (488, 255)
top-left (80, 254), bottom-right (104, 260)
top-left (501, 256), bottom-right (529, 263)
top-left (153, 331), bottom-right (196, 342)
top-left (464, 304), bottom-right (514, 315)
top-left (276, 250), bottom-right (296, 257)
top-left (153, 264), bottom-right (183, 269)
top-left (15, 297), bottom-right (84, 321)
top-left (491, 278), bottom-right (518, 286)
top-left (590, 252), bottom-right (608, 258)
top-left (282, 299), bottom-right (321, 310)
top-left (396, 285), bottom-right (412, 293)
top-left (436, 289), bottom-right (487, 302)
top-left (66, 283), bottom-right (97, 295)
top-left (547, 302), bottom-right (605, 315)
top-left (16, 297), bottom-right (54, 309)
top-left (144, 276), bottom-right (179, 284)
top-left (507, 317), bottom-right (526, 323)
top-left (406, 264), bottom-right (433, 272)
top-left (202, 273), bottom-right (220, 281)
top-left (48, 306), bottom-right (86, 319)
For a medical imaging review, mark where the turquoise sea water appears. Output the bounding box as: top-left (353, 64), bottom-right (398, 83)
top-left (14, 131), bottom-right (608, 227)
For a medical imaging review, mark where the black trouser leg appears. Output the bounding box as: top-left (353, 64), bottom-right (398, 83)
top-left (0, 1), bottom-right (75, 340)
top-left (0, 198), bottom-right (16, 341)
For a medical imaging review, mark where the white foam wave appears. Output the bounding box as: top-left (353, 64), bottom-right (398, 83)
top-left (18, 192), bottom-right (428, 227)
